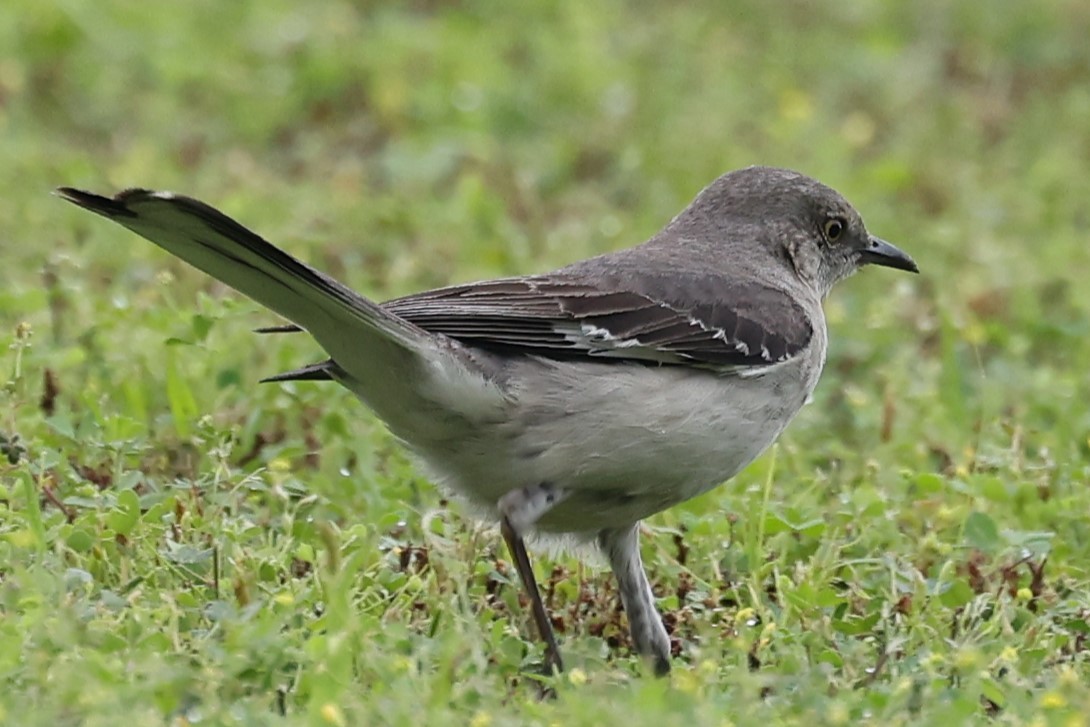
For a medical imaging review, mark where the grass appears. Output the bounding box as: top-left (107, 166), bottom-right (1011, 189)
top-left (3, 0), bottom-right (1090, 724)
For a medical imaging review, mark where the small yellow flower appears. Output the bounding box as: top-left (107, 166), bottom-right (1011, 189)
top-left (963, 322), bottom-right (986, 345)
top-left (567, 668), bottom-right (587, 686)
top-left (760, 621), bottom-right (777, 642)
top-left (845, 386), bottom-right (869, 407)
top-left (1016, 588), bottom-right (1034, 602)
top-left (827, 703), bottom-right (850, 725)
top-left (922, 652), bottom-right (945, 671)
top-left (998, 646), bottom-right (1019, 663)
top-left (320, 703), bottom-right (346, 726)
top-left (269, 457), bottom-right (292, 473)
top-left (840, 112), bottom-right (876, 148)
top-left (778, 88), bottom-right (813, 122)
top-left (469, 711), bottom-right (492, 727)
top-left (1041, 691), bottom-right (1067, 709)
top-left (954, 647), bottom-right (981, 670)
top-left (937, 505), bottom-right (958, 523)
top-left (1057, 666), bottom-right (1079, 688)
top-left (673, 667), bottom-right (701, 695)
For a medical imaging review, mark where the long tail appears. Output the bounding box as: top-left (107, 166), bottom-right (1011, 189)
top-left (56, 188), bottom-right (502, 433)
top-left (56, 188), bottom-right (426, 347)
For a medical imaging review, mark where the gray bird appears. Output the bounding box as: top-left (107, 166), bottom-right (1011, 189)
top-left (57, 166), bottom-right (917, 676)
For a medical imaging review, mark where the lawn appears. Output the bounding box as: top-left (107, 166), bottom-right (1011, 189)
top-left (3, 1), bottom-right (1090, 724)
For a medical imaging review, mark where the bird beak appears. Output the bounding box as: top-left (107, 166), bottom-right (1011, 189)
top-left (860, 236), bottom-right (919, 273)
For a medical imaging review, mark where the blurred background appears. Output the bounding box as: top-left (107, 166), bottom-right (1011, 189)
top-left (3, 0), bottom-right (1090, 723)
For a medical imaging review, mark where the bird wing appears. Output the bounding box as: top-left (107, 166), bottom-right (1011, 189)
top-left (382, 274), bottom-right (813, 371)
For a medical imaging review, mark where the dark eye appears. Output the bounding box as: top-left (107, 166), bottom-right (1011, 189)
top-left (823, 218), bottom-right (845, 242)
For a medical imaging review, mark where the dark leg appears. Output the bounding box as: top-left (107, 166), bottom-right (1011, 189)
top-left (501, 516), bottom-right (564, 675)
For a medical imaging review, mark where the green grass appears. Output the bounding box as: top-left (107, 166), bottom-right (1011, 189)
top-left (4, 0), bottom-right (1090, 724)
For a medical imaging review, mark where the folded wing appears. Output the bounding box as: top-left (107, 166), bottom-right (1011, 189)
top-left (383, 274), bottom-right (813, 372)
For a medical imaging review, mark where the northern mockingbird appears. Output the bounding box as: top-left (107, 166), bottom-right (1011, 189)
top-left (57, 166), bottom-right (917, 676)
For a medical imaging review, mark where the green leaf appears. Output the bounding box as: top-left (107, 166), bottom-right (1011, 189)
top-left (939, 579), bottom-right (975, 608)
top-left (980, 678), bottom-right (1006, 709)
top-left (190, 314), bottom-right (214, 342)
top-left (831, 612), bottom-right (880, 635)
top-left (963, 511), bottom-right (1000, 551)
top-left (66, 528), bottom-right (95, 552)
top-left (216, 367), bottom-right (242, 388)
top-left (165, 351), bottom-right (198, 438)
top-left (1003, 529), bottom-right (1054, 556)
top-left (162, 543), bottom-right (213, 565)
top-left (18, 471), bottom-right (45, 552)
top-left (106, 488), bottom-right (141, 536)
top-left (912, 472), bottom-right (945, 494)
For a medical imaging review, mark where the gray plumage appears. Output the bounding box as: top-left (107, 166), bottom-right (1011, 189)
top-left (57, 166), bottom-right (917, 676)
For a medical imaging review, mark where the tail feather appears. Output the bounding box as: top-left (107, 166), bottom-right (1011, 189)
top-left (56, 187), bottom-right (507, 434)
top-left (55, 188), bottom-right (422, 351)
top-left (254, 324), bottom-right (304, 334)
top-left (260, 360), bottom-right (337, 383)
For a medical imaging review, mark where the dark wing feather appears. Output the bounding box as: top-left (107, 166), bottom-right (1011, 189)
top-left (383, 275), bottom-right (812, 371)
top-left (254, 324), bottom-right (304, 334)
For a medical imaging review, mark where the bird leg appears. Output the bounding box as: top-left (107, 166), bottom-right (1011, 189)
top-left (498, 483), bottom-right (568, 675)
top-left (500, 518), bottom-right (564, 675)
top-left (599, 523), bottom-right (672, 676)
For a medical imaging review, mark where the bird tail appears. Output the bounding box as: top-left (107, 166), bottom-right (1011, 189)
top-left (56, 188), bottom-right (504, 434)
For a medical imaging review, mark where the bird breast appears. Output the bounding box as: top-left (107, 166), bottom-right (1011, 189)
top-left (411, 349), bottom-right (824, 535)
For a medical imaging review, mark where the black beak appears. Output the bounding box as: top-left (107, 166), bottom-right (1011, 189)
top-left (860, 236), bottom-right (919, 273)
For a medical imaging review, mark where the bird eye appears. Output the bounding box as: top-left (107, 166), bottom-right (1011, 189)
top-left (823, 218), bottom-right (845, 242)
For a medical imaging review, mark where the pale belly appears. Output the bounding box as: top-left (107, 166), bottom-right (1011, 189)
top-left (407, 355), bottom-right (821, 535)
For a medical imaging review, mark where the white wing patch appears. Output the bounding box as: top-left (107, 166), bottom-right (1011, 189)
top-left (554, 301), bottom-right (782, 373)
